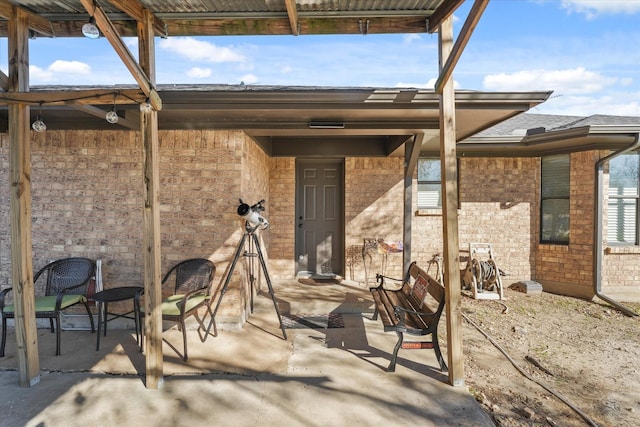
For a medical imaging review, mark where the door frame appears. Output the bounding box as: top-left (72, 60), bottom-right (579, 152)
top-left (294, 158), bottom-right (345, 277)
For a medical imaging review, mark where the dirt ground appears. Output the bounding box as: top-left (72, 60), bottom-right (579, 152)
top-left (458, 288), bottom-right (640, 427)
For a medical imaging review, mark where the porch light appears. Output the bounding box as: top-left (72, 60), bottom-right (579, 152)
top-left (105, 109), bottom-right (119, 124)
top-left (82, 17), bottom-right (100, 39)
top-left (32, 103), bottom-right (47, 133)
top-left (105, 93), bottom-right (119, 124)
top-left (139, 98), bottom-right (152, 113)
top-left (308, 121), bottom-right (344, 129)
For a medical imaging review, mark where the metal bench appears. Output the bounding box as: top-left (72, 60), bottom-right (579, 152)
top-left (370, 261), bottom-right (447, 373)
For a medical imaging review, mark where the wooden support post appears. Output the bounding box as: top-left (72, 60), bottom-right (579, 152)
top-left (439, 17), bottom-right (465, 387)
top-left (8, 8), bottom-right (39, 387)
top-left (403, 133), bottom-right (424, 273)
top-left (138, 9), bottom-right (163, 389)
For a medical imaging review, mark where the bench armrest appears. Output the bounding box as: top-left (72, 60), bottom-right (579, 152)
top-left (375, 273), bottom-right (404, 289)
top-left (393, 305), bottom-right (435, 327)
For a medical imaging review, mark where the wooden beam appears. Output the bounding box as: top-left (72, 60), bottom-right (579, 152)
top-left (66, 102), bottom-right (139, 130)
top-left (435, 0), bottom-right (489, 94)
top-left (0, 0), bottom-right (54, 37)
top-left (0, 15), bottom-right (432, 38)
top-left (284, 0), bottom-right (300, 35)
top-left (106, 0), bottom-right (167, 37)
top-left (8, 7), bottom-right (39, 388)
top-left (138, 8), bottom-right (164, 390)
top-left (427, 0), bottom-right (466, 33)
top-left (405, 133), bottom-right (423, 180)
top-left (385, 135), bottom-right (413, 155)
top-left (0, 69), bottom-right (8, 91)
top-left (439, 17), bottom-right (464, 387)
top-left (79, 0), bottom-right (162, 111)
top-left (0, 89), bottom-right (147, 105)
top-left (403, 133), bottom-right (425, 273)
top-left (161, 16), bottom-right (431, 37)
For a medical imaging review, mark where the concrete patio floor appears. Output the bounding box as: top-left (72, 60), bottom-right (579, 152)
top-left (0, 278), bottom-right (494, 427)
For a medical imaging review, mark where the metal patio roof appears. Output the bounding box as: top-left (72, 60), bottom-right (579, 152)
top-left (0, 0), bottom-right (455, 37)
top-left (0, 0), bottom-right (548, 158)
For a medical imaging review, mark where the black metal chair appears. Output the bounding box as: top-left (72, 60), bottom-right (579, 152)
top-left (1, 257), bottom-right (96, 357)
top-left (136, 258), bottom-right (216, 361)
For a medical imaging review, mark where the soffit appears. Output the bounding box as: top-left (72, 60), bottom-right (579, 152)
top-left (459, 113), bottom-right (640, 156)
top-left (0, 85), bottom-right (551, 156)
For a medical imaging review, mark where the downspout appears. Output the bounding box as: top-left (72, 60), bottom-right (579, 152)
top-left (594, 133), bottom-right (640, 317)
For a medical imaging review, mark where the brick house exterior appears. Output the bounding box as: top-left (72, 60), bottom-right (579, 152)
top-left (1, 112), bottom-right (639, 329)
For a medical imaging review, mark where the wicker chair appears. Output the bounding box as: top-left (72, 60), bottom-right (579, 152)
top-left (136, 258), bottom-right (215, 361)
top-left (1, 257), bottom-right (96, 357)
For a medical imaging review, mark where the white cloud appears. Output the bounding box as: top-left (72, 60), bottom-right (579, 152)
top-left (159, 37), bottom-right (245, 63)
top-left (28, 60), bottom-right (92, 83)
top-left (29, 65), bottom-right (54, 82)
top-left (403, 34), bottom-right (422, 44)
top-left (396, 78), bottom-right (461, 89)
top-left (186, 67), bottom-right (212, 78)
top-left (560, 0), bottom-right (640, 18)
top-left (48, 60), bottom-right (91, 74)
top-left (125, 37), bottom-right (138, 51)
top-left (483, 67), bottom-right (617, 95)
top-left (620, 77), bottom-right (634, 86)
top-left (534, 92), bottom-right (640, 116)
top-left (239, 74), bottom-right (259, 85)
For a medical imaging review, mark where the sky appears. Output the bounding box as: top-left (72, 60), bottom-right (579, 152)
top-left (3, 0), bottom-right (640, 117)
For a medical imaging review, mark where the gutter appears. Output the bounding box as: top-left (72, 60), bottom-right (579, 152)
top-left (594, 133), bottom-right (640, 317)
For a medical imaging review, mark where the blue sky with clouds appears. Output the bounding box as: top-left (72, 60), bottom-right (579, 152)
top-left (6, 0), bottom-right (640, 117)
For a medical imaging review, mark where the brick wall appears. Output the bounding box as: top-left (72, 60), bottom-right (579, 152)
top-left (535, 151), bottom-right (596, 298)
top-left (267, 157), bottom-right (296, 279)
top-left (3, 131), bottom-right (639, 313)
top-left (212, 130), bottom-right (270, 324)
top-left (458, 157), bottom-right (538, 284)
top-left (345, 157), bottom-right (405, 282)
top-left (0, 129), bottom-right (257, 322)
top-left (409, 157), bottom-right (538, 286)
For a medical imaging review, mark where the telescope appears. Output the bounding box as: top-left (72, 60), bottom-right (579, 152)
top-left (237, 199), bottom-right (269, 229)
top-left (213, 197), bottom-right (286, 339)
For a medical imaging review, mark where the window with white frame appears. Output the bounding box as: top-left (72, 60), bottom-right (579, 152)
top-left (541, 154), bottom-right (570, 244)
top-left (417, 158), bottom-right (441, 209)
top-left (607, 153), bottom-right (639, 244)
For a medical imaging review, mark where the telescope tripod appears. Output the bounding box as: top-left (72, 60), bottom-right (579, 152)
top-left (211, 221), bottom-right (287, 340)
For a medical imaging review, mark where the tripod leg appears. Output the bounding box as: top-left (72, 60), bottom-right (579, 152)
top-left (248, 237), bottom-right (255, 313)
top-left (208, 232), bottom-right (247, 333)
top-left (252, 233), bottom-right (288, 340)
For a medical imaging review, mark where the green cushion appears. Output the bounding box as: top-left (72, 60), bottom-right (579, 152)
top-left (3, 295), bottom-right (86, 313)
top-left (140, 294), bottom-right (208, 316)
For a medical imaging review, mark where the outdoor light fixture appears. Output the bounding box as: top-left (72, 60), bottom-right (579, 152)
top-left (308, 121), bottom-right (345, 129)
top-left (105, 94), bottom-right (119, 124)
top-left (105, 109), bottom-right (119, 124)
top-left (82, 17), bottom-right (100, 39)
top-left (139, 98), bottom-right (152, 113)
top-left (31, 103), bottom-right (47, 133)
